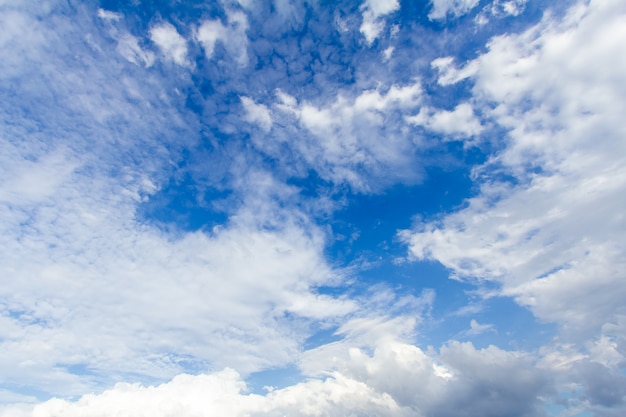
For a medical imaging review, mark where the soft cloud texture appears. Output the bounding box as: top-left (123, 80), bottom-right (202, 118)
top-left (196, 10), bottom-right (249, 65)
top-left (359, 0), bottom-right (400, 44)
top-left (2, 0), bottom-right (624, 416)
top-left (406, 103), bottom-right (483, 139)
top-left (266, 82), bottom-right (423, 191)
top-left (402, 0), bottom-right (626, 409)
top-left (429, 0), bottom-right (480, 20)
top-left (241, 96), bottom-right (273, 132)
top-left (3, 319), bottom-right (550, 417)
top-left (0, 0), bottom-right (353, 399)
top-left (150, 22), bottom-right (189, 66)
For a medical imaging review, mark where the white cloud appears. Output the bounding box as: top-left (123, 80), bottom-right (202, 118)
top-left (116, 33), bottom-right (155, 67)
top-left (149, 22), bottom-right (189, 66)
top-left (476, 0), bottom-right (528, 25)
top-left (401, 0), bottom-right (626, 346)
top-left (0, 146), bottom-right (79, 204)
top-left (95, 9), bottom-right (156, 67)
top-left (401, 1), bottom-right (626, 409)
top-left (465, 319), bottom-right (495, 336)
top-left (429, 0), bottom-right (480, 20)
top-left (382, 46), bottom-right (394, 61)
top-left (14, 368), bottom-right (412, 417)
top-left (0, 2), bottom-right (357, 399)
top-left (406, 102), bottom-right (483, 138)
top-left (96, 8), bottom-right (122, 21)
top-left (196, 10), bottom-right (249, 65)
top-left (270, 82), bottom-right (423, 191)
top-left (7, 316), bottom-right (550, 417)
top-left (359, 0), bottom-right (400, 45)
top-left (0, 166), bottom-right (357, 394)
top-left (241, 96), bottom-right (272, 132)
top-left (431, 56), bottom-right (480, 86)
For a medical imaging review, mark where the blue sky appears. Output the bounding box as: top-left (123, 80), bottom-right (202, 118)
top-left (1, 0), bottom-right (625, 416)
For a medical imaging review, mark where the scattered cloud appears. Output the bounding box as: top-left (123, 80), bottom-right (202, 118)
top-left (196, 10), bottom-right (249, 65)
top-left (429, 0), bottom-right (480, 20)
top-left (97, 8), bottom-right (122, 21)
top-left (406, 103), bottom-right (483, 139)
top-left (241, 96), bottom-right (272, 132)
top-left (150, 22), bottom-right (189, 66)
top-left (4, 320), bottom-right (550, 417)
top-left (268, 82), bottom-right (423, 191)
top-left (1, 0), bottom-right (624, 416)
top-left (359, 0), bottom-right (400, 45)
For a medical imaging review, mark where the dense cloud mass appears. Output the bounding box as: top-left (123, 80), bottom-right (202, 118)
top-left (1, 0), bottom-right (625, 416)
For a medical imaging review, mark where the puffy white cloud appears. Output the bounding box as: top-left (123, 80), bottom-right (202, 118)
top-left (406, 103), bottom-right (483, 139)
top-left (429, 0), bottom-right (480, 20)
top-left (196, 10), bottom-right (249, 65)
top-left (241, 96), bottom-right (272, 132)
top-left (149, 22), bottom-right (189, 66)
top-left (0, 161), bottom-right (357, 394)
top-left (401, 4), bottom-right (626, 411)
top-left (270, 82), bottom-right (423, 191)
top-left (402, 0), bottom-right (626, 338)
top-left (409, 0), bottom-right (626, 410)
top-left (475, 0), bottom-right (527, 25)
top-left (359, 0), bottom-right (400, 45)
top-left (15, 369), bottom-right (411, 417)
top-left (5, 316), bottom-right (550, 417)
top-left (0, 1), bottom-right (354, 399)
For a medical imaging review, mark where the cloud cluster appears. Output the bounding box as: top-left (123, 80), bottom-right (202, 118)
top-left (3, 0), bottom-right (625, 415)
top-left (359, 0), bottom-right (400, 44)
top-left (244, 82), bottom-right (425, 192)
top-left (428, 0), bottom-right (480, 20)
top-left (402, 0), bottom-right (626, 410)
top-left (196, 10), bottom-right (250, 65)
top-left (150, 23), bottom-right (189, 66)
top-left (5, 318), bottom-right (550, 417)
top-left (0, 0), bottom-right (354, 399)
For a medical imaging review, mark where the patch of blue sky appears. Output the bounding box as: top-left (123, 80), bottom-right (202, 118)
top-left (246, 364), bottom-right (304, 395)
top-left (137, 167), bottom-right (231, 233)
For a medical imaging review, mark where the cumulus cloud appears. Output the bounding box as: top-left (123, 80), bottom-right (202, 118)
top-left (4, 0), bottom-right (624, 416)
top-left (402, 0), bottom-right (626, 332)
top-left (149, 22), bottom-right (189, 66)
top-left (401, 1), bottom-right (626, 415)
top-left (359, 0), bottom-right (400, 45)
top-left (0, 1), bottom-right (354, 399)
top-left (269, 82), bottom-right (423, 191)
top-left (475, 0), bottom-right (528, 25)
top-left (429, 0), bottom-right (480, 20)
top-left (6, 316), bottom-right (551, 417)
top-left (406, 103), bottom-right (483, 139)
top-left (196, 10), bottom-right (249, 65)
top-left (401, 2), bottom-right (626, 409)
top-left (241, 96), bottom-right (272, 132)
